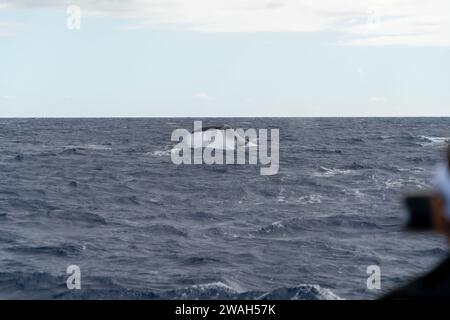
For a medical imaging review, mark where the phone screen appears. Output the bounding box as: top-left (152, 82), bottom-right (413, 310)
top-left (404, 195), bottom-right (433, 230)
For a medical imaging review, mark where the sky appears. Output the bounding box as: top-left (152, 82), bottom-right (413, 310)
top-left (0, 0), bottom-right (449, 117)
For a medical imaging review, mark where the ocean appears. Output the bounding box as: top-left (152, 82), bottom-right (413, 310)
top-left (0, 117), bottom-right (449, 299)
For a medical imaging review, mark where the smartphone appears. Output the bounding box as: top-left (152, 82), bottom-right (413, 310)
top-left (404, 194), bottom-right (433, 230)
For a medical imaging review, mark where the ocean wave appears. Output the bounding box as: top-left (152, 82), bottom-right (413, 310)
top-left (416, 247), bottom-right (448, 256)
top-left (297, 194), bottom-right (322, 204)
top-left (185, 210), bottom-right (220, 221)
top-left (0, 189), bottom-right (20, 197)
top-left (248, 284), bottom-right (341, 300)
top-left (46, 210), bottom-right (107, 226)
top-left (342, 162), bottom-right (373, 170)
top-left (257, 220), bottom-right (286, 234)
top-left (313, 166), bottom-right (351, 177)
top-left (418, 136), bottom-right (450, 146)
top-left (0, 230), bottom-right (17, 244)
top-left (336, 137), bottom-right (365, 143)
top-left (378, 176), bottom-right (429, 190)
top-left (0, 271), bottom-right (65, 299)
top-left (59, 148), bottom-right (85, 156)
top-left (161, 282), bottom-right (341, 300)
top-left (116, 195), bottom-right (141, 206)
top-left (14, 154), bottom-right (25, 161)
top-left (64, 144), bottom-right (112, 151)
top-left (152, 149), bottom-right (171, 157)
top-left (254, 216), bottom-right (380, 237)
top-left (145, 224), bottom-right (188, 237)
top-left (8, 148), bottom-right (60, 161)
top-left (5, 243), bottom-right (83, 257)
top-left (388, 166), bottom-right (425, 173)
top-left (279, 194), bottom-right (323, 205)
top-left (182, 256), bottom-right (224, 266)
top-left (53, 281), bottom-right (341, 300)
top-left (397, 167), bottom-right (425, 173)
top-left (0, 270), bottom-right (341, 300)
top-left (313, 162), bottom-right (395, 176)
top-left (301, 147), bottom-right (343, 154)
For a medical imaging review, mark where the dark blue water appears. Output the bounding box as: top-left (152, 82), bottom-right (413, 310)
top-left (0, 118), bottom-right (449, 299)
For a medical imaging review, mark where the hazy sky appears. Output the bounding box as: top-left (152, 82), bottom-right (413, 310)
top-left (1, 0), bottom-right (449, 117)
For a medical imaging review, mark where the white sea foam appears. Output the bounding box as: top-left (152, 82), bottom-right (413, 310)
top-left (254, 284), bottom-right (342, 300)
top-left (64, 144), bottom-right (112, 151)
top-left (191, 281), bottom-right (241, 292)
top-left (297, 194), bottom-right (322, 204)
top-left (152, 149), bottom-right (171, 157)
top-left (314, 166), bottom-right (351, 177)
top-left (397, 167), bottom-right (425, 173)
top-left (181, 130), bottom-right (258, 150)
top-left (379, 177), bottom-right (429, 190)
top-left (419, 136), bottom-right (450, 146)
top-left (186, 282), bottom-right (342, 300)
top-left (270, 221), bottom-right (284, 228)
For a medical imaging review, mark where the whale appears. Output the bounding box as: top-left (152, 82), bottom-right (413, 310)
top-left (170, 121), bottom-right (279, 175)
top-left (179, 125), bottom-right (256, 150)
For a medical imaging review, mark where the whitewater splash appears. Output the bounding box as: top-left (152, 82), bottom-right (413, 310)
top-left (314, 166), bottom-right (351, 177)
top-left (419, 136), bottom-right (450, 146)
top-left (53, 281), bottom-right (342, 300)
top-left (170, 121), bottom-right (279, 175)
top-left (171, 124), bottom-right (258, 153)
top-left (64, 144), bottom-right (112, 151)
top-left (169, 282), bottom-right (342, 300)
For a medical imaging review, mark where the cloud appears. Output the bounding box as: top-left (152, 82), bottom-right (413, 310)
top-left (339, 5), bottom-right (450, 46)
top-left (0, 21), bottom-right (21, 36)
top-left (1, 0), bottom-right (450, 45)
top-left (369, 96), bottom-right (387, 104)
top-left (356, 67), bottom-right (364, 76)
top-left (193, 91), bottom-right (212, 101)
top-left (0, 94), bottom-right (16, 101)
